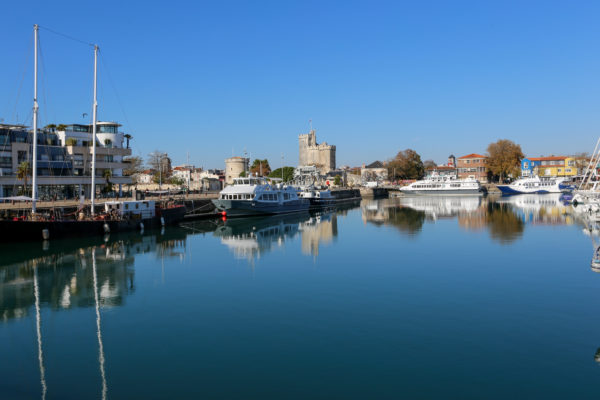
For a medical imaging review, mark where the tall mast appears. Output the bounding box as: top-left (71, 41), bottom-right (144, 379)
top-left (91, 45), bottom-right (98, 216)
top-left (32, 24), bottom-right (39, 214)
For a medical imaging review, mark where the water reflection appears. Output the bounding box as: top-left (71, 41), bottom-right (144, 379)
top-left (362, 194), bottom-right (575, 243)
top-left (213, 210), bottom-right (340, 261)
top-left (0, 231), bottom-right (187, 321)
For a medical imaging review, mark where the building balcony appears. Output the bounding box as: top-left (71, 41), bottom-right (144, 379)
top-left (65, 146), bottom-right (132, 157)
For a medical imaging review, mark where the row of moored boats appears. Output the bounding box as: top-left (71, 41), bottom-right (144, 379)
top-left (212, 177), bottom-right (351, 217)
top-left (397, 174), bottom-right (573, 196)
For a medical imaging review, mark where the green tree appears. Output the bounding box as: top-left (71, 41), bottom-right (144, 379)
top-left (250, 159), bottom-right (271, 176)
top-left (268, 166), bottom-right (295, 182)
top-left (56, 124), bottom-right (67, 131)
top-left (16, 161), bottom-right (31, 196)
top-left (486, 139), bottom-right (524, 182)
top-left (124, 134), bottom-right (133, 149)
top-left (387, 149), bottom-right (424, 180)
top-left (65, 137), bottom-right (77, 146)
top-left (333, 175), bottom-right (342, 186)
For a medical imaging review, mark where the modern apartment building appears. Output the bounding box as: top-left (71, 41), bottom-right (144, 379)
top-left (457, 153), bottom-right (488, 182)
top-left (0, 121), bottom-right (132, 199)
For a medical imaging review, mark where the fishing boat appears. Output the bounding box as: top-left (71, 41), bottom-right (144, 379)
top-left (497, 176), bottom-right (567, 194)
top-left (212, 177), bottom-right (309, 217)
top-left (399, 174), bottom-right (483, 196)
top-left (0, 25), bottom-right (185, 241)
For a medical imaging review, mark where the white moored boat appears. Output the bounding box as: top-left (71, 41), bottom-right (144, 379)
top-left (497, 176), bottom-right (567, 195)
top-left (212, 177), bottom-right (309, 217)
top-left (399, 174), bottom-right (483, 196)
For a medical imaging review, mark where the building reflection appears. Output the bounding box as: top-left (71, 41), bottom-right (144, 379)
top-left (361, 194), bottom-right (577, 243)
top-left (214, 211), bottom-right (340, 261)
top-left (299, 214), bottom-right (338, 256)
top-left (0, 231), bottom-right (187, 322)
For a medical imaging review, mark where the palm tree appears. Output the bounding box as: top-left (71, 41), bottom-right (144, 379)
top-left (124, 134), bottom-right (132, 149)
top-left (16, 161), bottom-right (31, 196)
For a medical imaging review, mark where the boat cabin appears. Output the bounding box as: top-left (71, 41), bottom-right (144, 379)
top-left (104, 200), bottom-right (156, 218)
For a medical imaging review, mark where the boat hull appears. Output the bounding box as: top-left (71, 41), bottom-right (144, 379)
top-left (497, 185), bottom-right (561, 195)
top-left (399, 189), bottom-right (484, 196)
top-left (0, 206), bottom-right (186, 242)
top-left (212, 199), bottom-right (309, 217)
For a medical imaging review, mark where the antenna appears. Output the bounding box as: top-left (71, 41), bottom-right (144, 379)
top-left (309, 119), bottom-right (313, 131)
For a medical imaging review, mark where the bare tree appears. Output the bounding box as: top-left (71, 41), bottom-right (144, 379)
top-left (147, 151), bottom-right (172, 186)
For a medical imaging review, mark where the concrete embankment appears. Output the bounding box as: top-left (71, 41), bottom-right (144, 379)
top-left (482, 184), bottom-right (501, 194)
top-left (359, 187), bottom-right (389, 198)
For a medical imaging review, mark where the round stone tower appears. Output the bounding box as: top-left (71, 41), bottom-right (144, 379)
top-left (225, 156), bottom-right (249, 185)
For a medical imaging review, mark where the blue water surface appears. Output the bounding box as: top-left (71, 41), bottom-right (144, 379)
top-left (1, 195), bottom-right (599, 399)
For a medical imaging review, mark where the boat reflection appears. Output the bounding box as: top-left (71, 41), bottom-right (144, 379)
top-left (0, 230), bottom-right (187, 321)
top-left (214, 211), bottom-right (339, 261)
top-left (496, 193), bottom-right (574, 225)
top-left (361, 196), bottom-right (539, 243)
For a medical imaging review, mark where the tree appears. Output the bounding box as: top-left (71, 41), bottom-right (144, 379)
top-left (423, 159), bottom-right (437, 169)
top-left (148, 151), bottom-right (172, 186)
top-left (124, 134), bottom-right (133, 149)
top-left (334, 175), bottom-right (342, 186)
top-left (123, 156), bottom-right (144, 184)
top-left (486, 139), bottom-right (524, 182)
top-left (268, 166), bottom-right (295, 182)
top-left (250, 159), bottom-right (271, 176)
top-left (169, 176), bottom-right (185, 186)
top-left (65, 138), bottom-right (77, 146)
top-left (56, 124), bottom-right (67, 131)
top-left (387, 149), bottom-right (424, 180)
top-left (16, 161), bottom-right (31, 196)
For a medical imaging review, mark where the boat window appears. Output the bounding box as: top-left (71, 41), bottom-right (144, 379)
top-left (125, 204), bottom-right (129, 210)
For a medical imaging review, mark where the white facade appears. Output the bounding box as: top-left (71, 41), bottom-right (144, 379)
top-left (56, 122), bottom-right (131, 179)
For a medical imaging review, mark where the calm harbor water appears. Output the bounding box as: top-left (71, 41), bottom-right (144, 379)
top-left (1, 194), bottom-right (600, 399)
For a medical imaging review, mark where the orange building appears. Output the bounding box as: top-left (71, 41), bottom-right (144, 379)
top-left (457, 153), bottom-right (489, 182)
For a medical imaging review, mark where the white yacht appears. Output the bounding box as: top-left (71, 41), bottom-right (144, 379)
top-left (212, 177), bottom-right (309, 217)
top-left (497, 176), bottom-right (567, 194)
top-left (399, 175), bottom-right (483, 196)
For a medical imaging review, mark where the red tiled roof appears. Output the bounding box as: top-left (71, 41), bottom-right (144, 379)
top-left (458, 153), bottom-right (487, 159)
top-left (426, 166), bottom-right (456, 170)
top-left (528, 156), bottom-right (566, 161)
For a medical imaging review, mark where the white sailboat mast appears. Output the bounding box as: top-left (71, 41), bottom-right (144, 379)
top-left (32, 24), bottom-right (39, 214)
top-left (91, 44), bottom-right (99, 215)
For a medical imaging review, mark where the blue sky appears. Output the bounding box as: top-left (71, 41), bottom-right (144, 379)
top-left (1, 0), bottom-right (599, 169)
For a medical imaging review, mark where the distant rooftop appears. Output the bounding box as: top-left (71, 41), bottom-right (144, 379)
top-left (458, 153), bottom-right (487, 159)
top-left (528, 156), bottom-right (567, 161)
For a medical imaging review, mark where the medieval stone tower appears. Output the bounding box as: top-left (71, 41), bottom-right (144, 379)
top-left (298, 130), bottom-right (336, 173)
